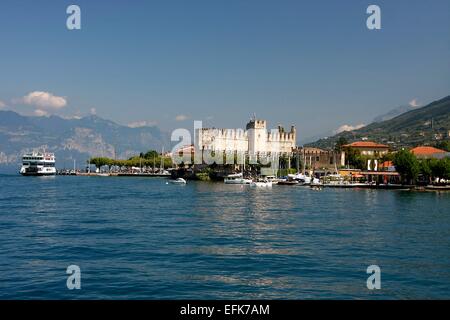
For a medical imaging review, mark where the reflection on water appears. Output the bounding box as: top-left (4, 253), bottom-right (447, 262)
top-left (0, 175), bottom-right (449, 299)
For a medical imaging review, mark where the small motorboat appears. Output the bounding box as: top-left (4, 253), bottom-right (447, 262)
top-left (250, 179), bottom-right (273, 187)
top-left (288, 173), bottom-right (311, 185)
top-left (224, 173), bottom-right (252, 184)
top-left (310, 178), bottom-right (324, 189)
top-left (168, 178), bottom-right (187, 185)
top-left (265, 175), bottom-right (281, 185)
top-left (277, 179), bottom-right (299, 186)
top-left (96, 173), bottom-right (110, 177)
top-left (424, 184), bottom-right (450, 191)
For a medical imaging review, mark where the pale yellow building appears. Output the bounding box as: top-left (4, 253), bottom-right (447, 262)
top-left (343, 141), bottom-right (389, 156)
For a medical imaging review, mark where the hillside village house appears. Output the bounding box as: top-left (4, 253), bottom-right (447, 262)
top-left (338, 141), bottom-right (400, 184)
top-left (341, 140), bottom-right (391, 173)
top-left (410, 146), bottom-right (449, 159)
top-left (342, 141), bottom-right (390, 157)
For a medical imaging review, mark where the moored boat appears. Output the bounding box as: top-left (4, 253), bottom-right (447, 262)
top-left (288, 173), bottom-right (312, 185)
top-left (424, 184), bottom-right (450, 191)
top-left (96, 173), bottom-right (110, 177)
top-left (323, 182), bottom-right (368, 188)
top-left (309, 178), bottom-right (323, 188)
top-left (277, 179), bottom-right (299, 186)
top-left (250, 179), bottom-right (273, 187)
top-left (265, 175), bottom-right (281, 185)
top-left (224, 173), bottom-right (252, 184)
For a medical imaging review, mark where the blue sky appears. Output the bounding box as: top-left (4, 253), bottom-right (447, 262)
top-left (0, 0), bottom-right (449, 139)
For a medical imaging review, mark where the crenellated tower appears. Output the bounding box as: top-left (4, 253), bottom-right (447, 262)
top-left (246, 119), bottom-right (267, 155)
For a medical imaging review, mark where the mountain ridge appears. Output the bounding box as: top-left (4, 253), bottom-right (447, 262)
top-left (0, 111), bottom-right (170, 172)
top-left (307, 95), bottom-right (450, 150)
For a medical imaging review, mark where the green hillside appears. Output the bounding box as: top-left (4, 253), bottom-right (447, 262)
top-left (308, 95), bottom-right (450, 150)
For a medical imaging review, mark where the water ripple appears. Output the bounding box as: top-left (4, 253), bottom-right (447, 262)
top-left (0, 176), bottom-right (449, 299)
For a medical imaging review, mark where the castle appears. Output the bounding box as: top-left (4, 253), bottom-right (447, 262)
top-left (195, 119), bottom-right (296, 155)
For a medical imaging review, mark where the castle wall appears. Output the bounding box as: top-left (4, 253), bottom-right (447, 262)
top-left (195, 120), bottom-right (296, 155)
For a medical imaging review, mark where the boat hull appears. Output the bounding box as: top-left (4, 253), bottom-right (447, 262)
top-left (424, 185), bottom-right (450, 191)
top-left (20, 172), bottom-right (56, 176)
top-left (251, 182), bottom-right (273, 187)
top-left (277, 181), bottom-right (299, 186)
top-left (224, 179), bottom-right (252, 185)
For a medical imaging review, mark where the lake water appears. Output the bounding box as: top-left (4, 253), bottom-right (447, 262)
top-left (0, 175), bottom-right (449, 299)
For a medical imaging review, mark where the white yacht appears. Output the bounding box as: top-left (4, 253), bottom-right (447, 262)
top-left (224, 173), bottom-right (252, 184)
top-left (288, 173), bottom-right (311, 185)
top-left (20, 152), bottom-right (56, 176)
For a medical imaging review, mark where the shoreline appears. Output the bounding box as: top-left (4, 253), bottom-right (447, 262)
top-left (6, 173), bottom-right (450, 191)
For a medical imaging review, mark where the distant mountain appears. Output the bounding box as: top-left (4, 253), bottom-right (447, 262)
top-left (298, 130), bottom-right (335, 146)
top-left (307, 95), bottom-right (450, 150)
top-left (0, 111), bottom-right (170, 173)
top-left (372, 104), bottom-right (419, 123)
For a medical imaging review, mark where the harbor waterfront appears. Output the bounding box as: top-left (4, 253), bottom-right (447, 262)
top-left (0, 174), bottom-right (449, 299)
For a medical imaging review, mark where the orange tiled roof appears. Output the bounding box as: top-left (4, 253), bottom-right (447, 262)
top-left (380, 161), bottom-right (394, 167)
top-left (410, 146), bottom-right (446, 155)
top-left (343, 141), bottom-right (389, 148)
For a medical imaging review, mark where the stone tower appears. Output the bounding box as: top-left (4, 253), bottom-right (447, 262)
top-left (246, 119), bottom-right (267, 155)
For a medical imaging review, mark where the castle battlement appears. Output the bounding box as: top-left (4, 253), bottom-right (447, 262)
top-left (246, 119), bottom-right (267, 130)
top-left (195, 119), bottom-right (296, 154)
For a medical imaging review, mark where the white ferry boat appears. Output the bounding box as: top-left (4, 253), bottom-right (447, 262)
top-left (20, 152), bottom-right (56, 176)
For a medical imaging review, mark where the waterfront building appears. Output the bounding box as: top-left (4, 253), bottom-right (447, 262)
top-left (195, 118), bottom-right (296, 157)
top-left (342, 141), bottom-right (390, 156)
top-left (294, 147), bottom-right (345, 170)
top-left (410, 146), bottom-right (449, 159)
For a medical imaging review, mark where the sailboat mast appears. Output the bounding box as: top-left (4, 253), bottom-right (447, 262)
top-left (334, 152), bottom-right (338, 173)
top-left (302, 146), bottom-right (306, 175)
top-left (160, 147), bottom-right (164, 171)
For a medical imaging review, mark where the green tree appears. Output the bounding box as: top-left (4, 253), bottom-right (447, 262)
top-left (335, 137), bottom-right (348, 152)
top-left (380, 152), bottom-right (395, 163)
top-left (143, 150), bottom-right (159, 159)
top-left (419, 159), bottom-right (432, 183)
top-left (435, 141), bottom-right (450, 152)
top-left (89, 157), bottom-right (112, 168)
top-left (443, 158), bottom-right (450, 179)
top-left (430, 158), bottom-right (450, 180)
top-left (345, 148), bottom-right (365, 169)
top-left (393, 149), bottom-right (420, 184)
